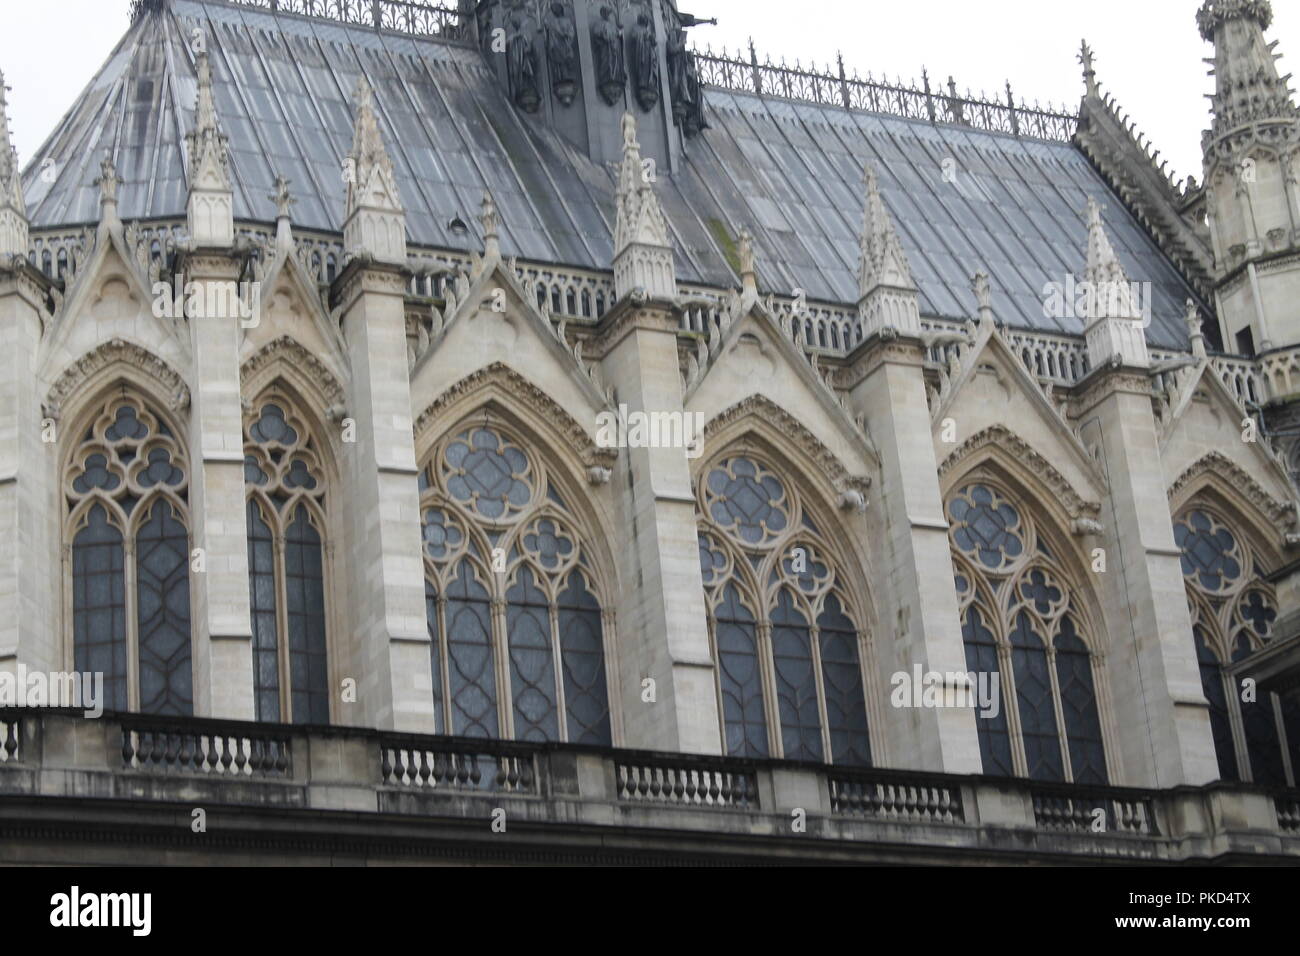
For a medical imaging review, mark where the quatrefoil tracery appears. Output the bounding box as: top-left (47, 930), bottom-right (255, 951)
top-left (65, 397), bottom-right (189, 524)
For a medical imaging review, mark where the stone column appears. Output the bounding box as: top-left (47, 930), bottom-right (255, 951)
top-left (1075, 369), bottom-right (1218, 786)
top-left (182, 251), bottom-right (255, 719)
top-left (0, 260), bottom-right (57, 676)
top-left (598, 301), bottom-right (720, 754)
top-left (334, 260), bottom-right (432, 732)
top-left (844, 336), bottom-right (982, 773)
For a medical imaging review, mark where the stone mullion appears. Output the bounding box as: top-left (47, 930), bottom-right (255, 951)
top-left (547, 596), bottom-right (567, 742)
top-left (808, 622), bottom-right (833, 764)
top-left (123, 537), bottom-right (139, 713)
top-left (272, 531), bottom-right (291, 723)
top-left (1043, 642), bottom-right (1073, 783)
top-left (435, 594), bottom-right (451, 736)
top-left (755, 619), bottom-right (779, 759)
top-left (491, 598), bottom-right (512, 739)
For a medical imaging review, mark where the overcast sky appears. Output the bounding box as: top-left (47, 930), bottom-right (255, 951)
top-left (2, 0), bottom-right (1298, 185)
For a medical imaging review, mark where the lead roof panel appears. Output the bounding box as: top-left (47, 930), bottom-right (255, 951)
top-left (21, 0), bottom-right (1202, 349)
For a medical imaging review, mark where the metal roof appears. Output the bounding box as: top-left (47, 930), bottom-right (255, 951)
top-left (21, 0), bottom-right (1203, 349)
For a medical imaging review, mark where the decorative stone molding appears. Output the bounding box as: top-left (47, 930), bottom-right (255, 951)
top-left (703, 394), bottom-right (872, 499)
top-left (1167, 450), bottom-right (1297, 529)
top-left (240, 335), bottom-right (348, 410)
top-left (413, 361), bottom-right (617, 470)
top-left (939, 425), bottom-right (1102, 521)
top-left (43, 337), bottom-right (190, 421)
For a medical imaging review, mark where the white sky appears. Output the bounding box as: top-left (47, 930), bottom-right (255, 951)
top-left (2, 0), bottom-right (1298, 184)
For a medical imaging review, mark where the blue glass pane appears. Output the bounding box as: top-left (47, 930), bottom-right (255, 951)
top-left (136, 500), bottom-right (193, 716)
top-left (961, 605), bottom-right (1013, 776)
top-left (818, 594), bottom-right (872, 767)
top-left (715, 585), bottom-right (768, 757)
top-left (72, 504), bottom-right (127, 713)
top-left (771, 589), bottom-right (822, 762)
top-left (446, 560), bottom-right (499, 738)
top-left (506, 566), bottom-right (559, 742)
top-left (1010, 612), bottom-right (1064, 782)
top-left (558, 573), bottom-right (611, 746)
top-left (1053, 618), bottom-right (1106, 784)
top-left (285, 504), bottom-right (329, 724)
top-left (1194, 628), bottom-right (1239, 782)
top-left (1174, 511), bottom-right (1241, 592)
top-left (247, 500), bottom-right (280, 722)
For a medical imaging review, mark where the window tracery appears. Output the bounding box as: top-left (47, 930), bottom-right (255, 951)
top-left (946, 481), bottom-right (1108, 784)
top-left (244, 394), bottom-right (331, 724)
top-left (696, 454), bottom-right (873, 766)
top-left (419, 421), bottom-right (613, 745)
top-left (64, 394), bottom-right (192, 715)
top-left (1175, 505), bottom-right (1296, 786)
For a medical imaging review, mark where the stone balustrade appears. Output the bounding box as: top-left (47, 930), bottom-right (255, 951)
top-left (1, 709), bottom-right (1297, 864)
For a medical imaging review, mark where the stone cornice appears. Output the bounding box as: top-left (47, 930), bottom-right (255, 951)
top-left (1070, 365), bottom-right (1153, 416)
top-left (939, 425), bottom-right (1102, 521)
top-left (703, 394), bottom-right (872, 498)
top-left (587, 298), bottom-right (680, 358)
top-left (43, 337), bottom-right (190, 420)
top-left (413, 361), bottom-right (617, 469)
top-left (1167, 450), bottom-right (1296, 529)
top-left (842, 331), bottom-right (927, 388)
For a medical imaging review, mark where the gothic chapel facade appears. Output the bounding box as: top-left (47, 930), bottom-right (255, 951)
top-left (1, 0), bottom-right (1299, 863)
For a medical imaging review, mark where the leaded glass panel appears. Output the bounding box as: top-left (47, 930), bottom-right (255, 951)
top-left (136, 501), bottom-right (193, 716)
top-left (72, 504), bottom-right (128, 713)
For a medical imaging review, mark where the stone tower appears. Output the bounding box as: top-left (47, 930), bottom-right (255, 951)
top-left (1199, 0), bottom-right (1300, 355)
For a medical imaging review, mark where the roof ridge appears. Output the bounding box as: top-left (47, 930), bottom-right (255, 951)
top-left (691, 40), bottom-right (1079, 143)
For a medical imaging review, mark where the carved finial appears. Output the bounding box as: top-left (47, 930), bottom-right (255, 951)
top-left (1185, 298), bottom-right (1208, 358)
top-left (481, 190), bottom-right (500, 260)
top-left (737, 227), bottom-right (756, 294)
top-left (1079, 40), bottom-right (1098, 96)
top-left (972, 271), bottom-right (993, 322)
top-left (186, 48), bottom-right (234, 245)
top-left (622, 110), bottom-right (638, 148)
top-left (270, 175), bottom-right (295, 220)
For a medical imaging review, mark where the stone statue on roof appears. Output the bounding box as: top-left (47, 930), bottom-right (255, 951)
top-left (506, 9), bottom-right (540, 113)
top-left (667, 27), bottom-right (691, 123)
top-left (544, 1), bottom-right (578, 107)
top-left (629, 10), bottom-right (660, 111)
top-left (591, 3), bottom-right (626, 106)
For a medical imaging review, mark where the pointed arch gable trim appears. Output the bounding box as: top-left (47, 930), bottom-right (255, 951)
top-left (703, 394), bottom-right (873, 501)
top-left (44, 338), bottom-right (191, 422)
top-left (413, 362), bottom-right (618, 471)
top-left (1168, 451), bottom-right (1297, 536)
top-left (241, 335), bottom-right (348, 414)
top-left (939, 425), bottom-right (1102, 525)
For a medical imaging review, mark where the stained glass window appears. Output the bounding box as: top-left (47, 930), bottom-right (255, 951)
top-left (697, 454), bottom-right (873, 765)
top-left (244, 395), bottom-right (331, 724)
top-left (947, 480), bottom-right (1108, 783)
top-left (1175, 506), bottom-right (1292, 786)
top-left (66, 396), bottom-right (192, 715)
top-left (420, 423), bottom-right (612, 745)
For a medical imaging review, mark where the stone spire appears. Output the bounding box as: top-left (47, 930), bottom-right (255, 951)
top-left (0, 67), bottom-right (29, 258)
top-left (343, 75), bottom-right (406, 265)
top-left (186, 50), bottom-right (234, 246)
top-left (1078, 40), bottom-right (1099, 98)
top-left (1082, 198), bottom-right (1149, 368)
top-left (613, 111), bottom-right (676, 300)
top-left (857, 164), bottom-right (920, 337)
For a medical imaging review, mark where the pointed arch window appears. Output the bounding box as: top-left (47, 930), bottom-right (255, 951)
top-left (696, 455), bottom-right (873, 766)
top-left (244, 396), bottom-right (331, 724)
top-left (419, 423), bottom-right (613, 745)
top-left (1175, 506), bottom-right (1296, 786)
top-left (65, 395), bottom-right (193, 715)
top-left (946, 481), bottom-right (1109, 784)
